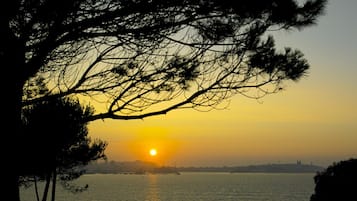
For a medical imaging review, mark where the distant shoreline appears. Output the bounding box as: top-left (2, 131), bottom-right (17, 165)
top-left (85, 160), bottom-right (325, 174)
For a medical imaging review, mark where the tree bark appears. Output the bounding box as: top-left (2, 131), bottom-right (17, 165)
top-left (0, 2), bottom-right (28, 200)
top-left (42, 174), bottom-right (51, 201)
top-left (51, 170), bottom-right (57, 201)
top-left (34, 176), bottom-right (40, 201)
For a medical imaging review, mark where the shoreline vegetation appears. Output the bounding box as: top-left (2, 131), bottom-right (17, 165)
top-left (84, 160), bottom-right (324, 175)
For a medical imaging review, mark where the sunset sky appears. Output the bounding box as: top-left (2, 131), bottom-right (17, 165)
top-left (88, 0), bottom-right (357, 167)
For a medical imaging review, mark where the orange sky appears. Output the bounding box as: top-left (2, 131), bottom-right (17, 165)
top-left (88, 1), bottom-right (357, 167)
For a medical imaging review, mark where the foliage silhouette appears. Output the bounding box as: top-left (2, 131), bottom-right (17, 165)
top-left (310, 158), bottom-right (357, 201)
top-left (1, 0), bottom-right (327, 200)
top-left (21, 96), bottom-right (107, 201)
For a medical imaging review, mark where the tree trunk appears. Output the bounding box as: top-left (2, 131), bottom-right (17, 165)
top-left (1, 67), bottom-right (24, 201)
top-left (42, 174), bottom-right (51, 201)
top-left (0, 20), bottom-right (21, 201)
top-left (2, 174), bottom-right (20, 201)
top-left (1, 86), bottom-right (23, 201)
top-left (0, 1), bottom-right (30, 200)
top-left (51, 170), bottom-right (57, 201)
top-left (34, 176), bottom-right (40, 201)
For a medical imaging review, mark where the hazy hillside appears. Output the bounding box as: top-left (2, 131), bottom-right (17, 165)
top-left (84, 160), bottom-right (324, 174)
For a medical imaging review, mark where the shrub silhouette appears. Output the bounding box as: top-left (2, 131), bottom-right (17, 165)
top-left (310, 158), bottom-right (357, 201)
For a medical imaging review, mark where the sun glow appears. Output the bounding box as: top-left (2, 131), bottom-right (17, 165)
top-left (149, 149), bottom-right (157, 156)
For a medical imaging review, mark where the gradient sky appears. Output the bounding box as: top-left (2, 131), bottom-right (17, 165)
top-left (88, 0), bottom-right (357, 167)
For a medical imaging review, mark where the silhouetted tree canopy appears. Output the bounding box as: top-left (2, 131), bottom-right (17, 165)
top-left (21, 97), bottom-right (106, 175)
top-left (17, 0), bottom-right (327, 120)
top-left (21, 96), bottom-right (107, 201)
top-left (0, 0), bottom-right (328, 200)
top-left (310, 158), bottom-right (357, 201)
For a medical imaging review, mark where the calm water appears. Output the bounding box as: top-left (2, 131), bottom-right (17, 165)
top-left (21, 172), bottom-right (315, 201)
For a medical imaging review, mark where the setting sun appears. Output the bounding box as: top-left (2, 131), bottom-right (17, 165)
top-left (149, 149), bottom-right (157, 156)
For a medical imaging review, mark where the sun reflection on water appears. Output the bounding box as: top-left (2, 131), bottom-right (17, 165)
top-left (145, 174), bottom-right (160, 201)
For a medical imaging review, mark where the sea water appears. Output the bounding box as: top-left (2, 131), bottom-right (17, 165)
top-left (21, 172), bottom-right (315, 201)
